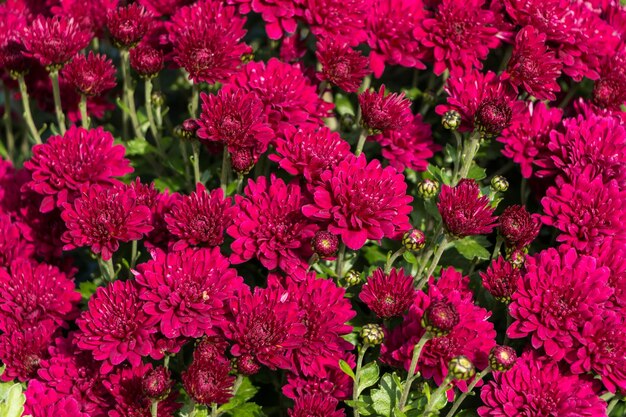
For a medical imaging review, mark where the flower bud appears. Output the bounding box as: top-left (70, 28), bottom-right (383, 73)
top-left (311, 231), bottom-right (339, 258)
top-left (490, 176), bottom-right (509, 193)
top-left (417, 179), bottom-right (439, 200)
top-left (402, 229), bottom-right (426, 252)
top-left (235, 354), bottom-right (261, 376)
top-left (151, 91), bottom-right (165, 107)
top-left (421, 300), bottom-right (459, 337)
top-left (507, 248), bottom-right (526, 268)
top-left (142, 366), bottom-right (172, 400)
top-left (489, 345), bottom-right (517, 371)
top-left (130, 44), bottom-right (164, 79)
top-left (230, 148), bottom-right (255, 175)
top-left (448, 355), bottom-right (475, 381)
top-left (474, 98), bottom-right (512, 139)
top-left (344, 270), bottom-right (361, 286)
top-left (360, 323), bottom-right (384, 346)
top-left (442, 110), bottom-right (461, 130)
top-left (175, 119), bottom-right (199, 141)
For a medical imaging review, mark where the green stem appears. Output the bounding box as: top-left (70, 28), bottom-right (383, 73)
top-left (444, 368), bottom-right (491, 417)
top-left (49, 70), bottom-right (66, 135)
top-left (354, 128), bottom-right (368, 156)
top-left (180, 141), bottom-right (191, 185)
top-left (220, 148), bottom-right (230, 192)
top-left (398, 333), bottom-right (432, 411)
top-left (145, 79), bottom-right (161, 145)
top-left (191, 141), bottom-right (201, 186)
top-left (423, 376), bottom-right (453, 417)
top-left (210, 403), bottom-right (219, 417)
top-left (456, 132), bottom-right (481, 184)
top-left (16, 75), bottom-right (42, 145)
top-left (385, 247), bottom-right (406, 274)
top-left (451, 131), bottom-right (462, 181)
top-left (189, 83), bottom-right (200, 118)
top-left (236, 175), bottom-right (244, 195)
top-left (121, 50), bottom-right (145, 141)
top-left (164, 355), bottom-right (170, 369)
top-left (352, 344), bottom-right (370, 417)
top-left (335, 242), bottom-right (346, 279)
top-left (150, 400), bottom-right (158, 417)
top-left (607, 398), bottom-right (619, 415)
top-left (130, 240), bottom-right (138, 270)
top-left (491, 237), bottom-right (503, 260)
top-left (418, 235), bottom-right (448, 289)
top-left (79, 94), bottom-right (89, 129)
top-left (2, 81), bottom-right (15, 160)
top-left (99, 256), bottom-right (115, 282)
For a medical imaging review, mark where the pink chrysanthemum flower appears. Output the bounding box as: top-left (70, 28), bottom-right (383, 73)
top-left (24, 126), bottom-right (133, 213)
top-left (359, 85), bottom-right (412, 133)
top-left (298, 0), bottom-right (368, 46)
top-left (227, 176), bottom-right (318, 274)
top-left (593, 241), bottom-right (626, 316)
top-left (228, 0), bottom-right (296, 39)
top-left (283, 354), bottom-right (354, 400)
top-left (0, 259), bottom-right (80, 332)
top-left (228, 58), bottom-right (333, 135)
top-left (498, 205), bottom-right (541, 249)
top-left (316, 37), bottom-right (371, 92)
top-left (197, 88), bottom-right (274, 160)
top-left (138, 0), bottom-right (195, 16)
top-left (164, 183), bottom-right (235, 251)
top-left (593, 51), bottom-right (626, 111)
top-left (366, 0), bottom-right (426, 78)
top-left (303, 155), bottom-right (413, 250)
top-left (438, 179), bottom-right (498, 238)
top-left (280, 35), bottom-right (307, 63)
top-left (24, 380), bottom-right (89, 417)
top-left (62, 52), bottom-right (117, 97)
top-left (51, 0), bottom-right (119, 35)
top-left (130, 43), bottom-right (164, 78)
top-left (270, 125), bottom-right (352, 183)
top-left (183, 349), bottom-right (234, 405)
top-left (0, 320), bottom-right (55, 382)
top-left (498, 101), bottom-right (562, 178)
top-left (225, 284), bottom-right (307, 370)
top-left (134, 247), bottom-right (243, 339)
top-left (479, 351), bottom-right (607, 417)
top-left (106, 4), bottom-right (153, 48)
top-left (61, 184), bottom-right (153, 261)
top-left (501, 26), bottom-right (562, 100)
top-left (23, 16), bottom-right (92, 70)
top-left (289, 395), bottom-right (345, 417)
top-left (480, 256), bottom-right (520, 303)
top-left (360, 268), bottom-right (416, 319)
top-left (421, 0), bottom-right (500, 75)
top-left (541, 174), bottom-right (626, 253)
top-left (77, 280), bottom-right (159, 373)
top-left (0, 214), bottom-right (35, 268)
top-left (507, 247), bottom-right (612, 361)
top-left (369, 114), bottom-right (439, 172)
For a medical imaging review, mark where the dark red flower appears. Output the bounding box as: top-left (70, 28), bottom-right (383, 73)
top-left (359, 85), bottom-right (412, 133)
top-left (438, 179), bottom-right (498, 238)
top-left (0, 320), bottom-right (55, 382)
top-left (480, 256), bottom-right (520, 303)
top-left (316, 37), bottom-right (370, 93)
top-left (288, 394), bottom-right (345, 417)
top-left (106, 4), bottom-right (153, 48)
top-left (360, 268), bottom-right (416, 319)
top-left (129, 43), bottom-right (164, 78)
top-left (498, 205), bottom-right (541, 249)
top-left (142, 366), bottom-right (173, 400)
top-left (62, 52), bottom-right (116, 97)
top-left (182, 350), bottom-right (234, 405)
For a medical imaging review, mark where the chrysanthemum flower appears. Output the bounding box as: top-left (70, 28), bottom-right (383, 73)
top-left (438, 179), bottom-right (498, 238)
top-left (0, 259), bottom-right (80, 332)
top-left (421, 0), bottom-right (500, 75)
top-left (51, 0), bottom-right (119, 35)
top-left (298, 0), bottom-right (368, 46)
top-left (129, 44), bottom-right (164, 78)
top-left (283, 354), bottom-right (354, 400)
top-left (479, 351), bottom-right (607, 417)
top-left (23, 16), bottom-right (92, 70)
top-left (24, 379), bottom-right (89, 417)
top-left (197, 88), bottom-right (274, 160)
top-left (593, 241), bottom-right (626, 316)
top-left (106, 4), bottom-right (153, 48)
top-left (303, 155), bottom-right (413, 250)
top-left (0, 320), bottom-right (55, 382)
top-left (507, 247), bottom-right (612, 361)
top-left (316, 37), bottom-right (370, 92)
top-left (138, 0), bottom-right (195, 16)
top-left (164, 183), bottom-right (235, 251)
top-left (502, 26), bottom-right (562, 100)
top-left (61, 184), bottom-right (153, 261)
top-left (77, 280), bottom-right (158, 373)
top-left (183, 349), bottom-right (234, 405)
top-left (24, 126), bottom-right (133, 213)
top-left (369, 114), bottom-right (439, 172)
top-left (228, 176), bottom-right (318, 274)
top-left (359, 85), bottom-right (412, 133)
top-left (498, 205), bottom-right (541, 249)
top-left (366, 0), bottom-right (426, 77)
top-left (62, 52), bottom-right (117, 97)
top-left (135, 247), bottom-right (243, 339)
top-left (228, 0), bottom-right (296, 39)
top-left (541, 174), bottom-right (626, 253)
top-left (225, 284), bottom-right (307, 370)
top-left (480, 257), bottom-right (520, 303)
top-left (270, 125), bottom-right (352, 183)
top-left (289, 395), bottom-right (345, 417)
top-left (360, 268), bottom-right (416, 319)
top-left (0, 214), bottom-right (35, 268)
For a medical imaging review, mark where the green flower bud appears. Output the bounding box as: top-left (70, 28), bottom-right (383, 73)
top-left (442, 110), bottom-right (461, 130)
top-left (402, 229), bottom-right (426, 252)
top-left (344, 270), bottom-right (362, 286)
top-left (417, 179), bottom-right (439, 200)
top-left (360, 323), bottom-right (384, 346)
top-left (490, 175), bottom-right (509, 193)
top-left (448, 355), bottom-right (475, 381)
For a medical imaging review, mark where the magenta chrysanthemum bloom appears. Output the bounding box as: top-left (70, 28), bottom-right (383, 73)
top-left (303, 155), bottom-right (413, 250)
top-left (480, 256), bottom-right (520, 303)
top-left (225, 284), bottom-right (307, 370)
top-left (197, 88), bottom-right (274, 159)
top-left (366, 0), bottom-right (426, 78)
top-left (228, 58), bottom-right (333, 135)
top-left (541, 174), bottom-right (626, 253)
top-left (51, 0), bottom-right (119, 35)
top-left (183, 351), bottom-right (234, 405)
top-left (77, 280), bottom-right (158, 373)
top-left (129, 43), bottom-right (164, 78)
top-left (0, 320), bottom-right (55, 382)
top-left (316, 37), bottom-right (371, 92)
top-left (62, 52), bottom-right (117, 97)
top-left (438, 179), bottom-right (498, 238)
top-left (359, 85), bottom-right (412, 133)
top-left (498, 101), bottom-right (562, 178)
top-left (536, 114), bottom-right (626, 188)
top-left (0, 214), bottom-right (35, 268)
top-left (227, 176), bottom-right (318, 274)
top-left (289, 395), bottom-right (345, 417)
top-left (0, 259), bottom-right (80, 332)
top-left (369, 114), bottom-right (439, 172)
top-left (61, 184), bottom-right (153, 261)
top-left (134, 247), bottom-right (243, 339)
top-left (164, 183), bottom-right (235, 251)
top-left (270, 125), bottom-right (352, 183)
top-left (479, 351), bottom-right (607, 417)
top-left (360, 268), bottom-right (416, 319)
top-left (23, 16), bottom-right (92, 70)
top-left (421, 0), bottom-right (500, 75)
top-left (501, 26), bottom-right (562, 100)
top-left (138, 0), bottom-right (195, 16)
top-left (24, 126), bottom-right (133, 213)
top-left (283, 354), bottom-right (354, 400)
top-left (106, 4), bottom-right (153, 48)
top-left (298, 0), bottom-right (368, 46)
top-left (227, 0), bottom-right (297, 39)
top-left (498, 205), bottom-right (541, 249)
top-left (593, 52), bottom-right (626, 111)
top-left (507, 247), bottom-right (612, 361)
top-left (24, 380), bottom-right (89, 417)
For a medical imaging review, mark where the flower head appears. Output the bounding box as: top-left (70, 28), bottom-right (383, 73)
top-left (360, 268), bottom-right (416, 319)
top-left (498, 205), bottom-right (541, 249)
top-left (289, 395), bottom-right (345, 417)
top-left (130, 43), bottom-right (164, 78)
top-left (142, 366), bottom-right (172, 400)
top-left (359, 85), bottom-right (412, 133)
top-left (438, 179), bottom-right (498, 238)
top-left (183, 350), bottom-right (234, 405)
top-left (489, 345), bottom-right (517, 372)
top-left (62, 52), bottom-right (116, 97)
top-left (480, 257), bottom-right (520, 303)
top-left (316, 37), bottom-right (370, 92)
top-left (51, 0), bottom-right (119, 35)
top-left (0, 321), bottom-right (55, 382)
top-left (24, 380), bottom-right (89, 417)
top-left (311, 230), bottom-right (339, 258)
top-left (106, 4), bottom-right (153, 48)
top-left (228, 0), bottom-right (297, 39)
top-left (299, 0), bottom-right (368, 46)
top-left (422, 300), bottom-right (460, 337)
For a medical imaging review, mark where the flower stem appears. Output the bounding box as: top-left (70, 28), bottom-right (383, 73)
top-left (150, 400), bottom-right (158, 417)
top-left (130, 240), bottom-right (138, 270)
top-left (607, 397), bottom-right (619, 415)
top-left (418, 235), bottom-right (448, 289)
top-left (98, 256), bottom-right (115, 282)
top-left (398, 333), bottom-right (432, 411)
top-left (49, 70), bottom-right (66, 135)
top-left (491, 236), bottom-right (503, 260)
top-left (210, 403), bottom-right (219, 417)
top-left (220, 148), bottom-right (230, 192)
top-left (79, 94), bottom-right (90, 129)
top-left (120, 50), bottom-right (145, 141)
top-left (354, 128), bottom-right (368, 156)
top-left (335, 242), bottom-right (346, 278)
top-left (455, 132), bottom-right (481, 184)
top-left (444, 368), bottom-right (491, 417)
top-left (164, 355), bottom-right (170, 369)
top-left (191, 140), bottom-right (201, 186)
top-left (423, 376), bottom-right (453, 417)
top-left (2, 81), bottom-right (15, 160)
top-left (236, 175), bottom-right (244, 195)
top-left (145, 78), bottom-right (161, 145)
top-left (16, 75), bottom-right (42, 145)
top-left (189, 82), bottom-right (199, 118)
top-left (352, 344), bottom-right (370, 417)
top-left (385, 247), bottom-right (406, 274)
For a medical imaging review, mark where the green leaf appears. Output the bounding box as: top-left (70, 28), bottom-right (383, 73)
top-left (403, 251), bottom-right (417, 264)
top-left (453, 236), bottom-right (491, 260)
top-left (335, 93), bottom-right (355, 116)
top-left (427, 165), bottom-right (449, 185)
top-left (466, 164), bottom-right (487, 181)
top-left (0, 383), bottom-right (26, 417)
top-left (370, 373), bottom-right (403, 417)
top-left (219, 378), bottom-right (258, 412)
top-left (345, 399), bottom-right (375, 416)
top-left (78, 281), bottom-right (98, 301)
top-left (401, 88), bottom-right (422, 101)
top-left (362, 245), bottom-right (388, 265)
top-left (339, 359), bottom-right (356, 381)
top-left (227, 403), bottom-right (266, 417)
top-left (357, 362), bottom-right (380, 396)
top-left (124, 138), bottom-right (156, 156)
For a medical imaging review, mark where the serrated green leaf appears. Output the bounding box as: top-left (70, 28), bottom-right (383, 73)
top-left (219, 378), bottom-right (258, 412)
top-left (345, 399), bottom-right (375, 416)
top-left (453, 236), bottom-right (491, 260)
top-left (339, 359), bottom-right (356, 381)
top-left (357, 362), bottom-right (380, 396)
top-left (370, 373), bottom-right (403, 417)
